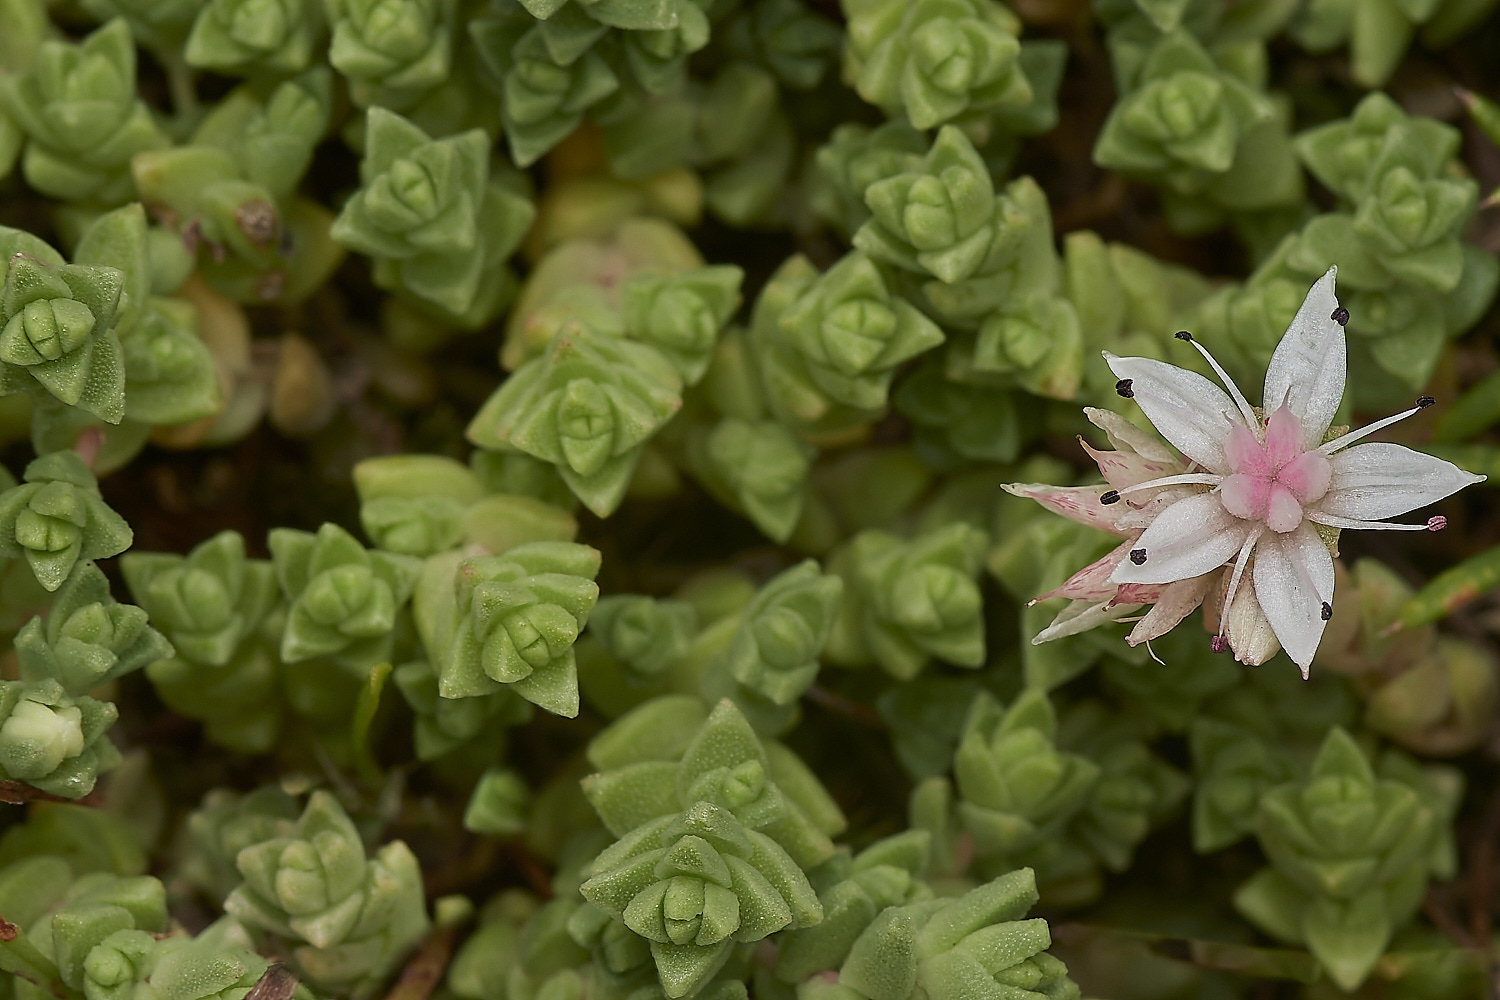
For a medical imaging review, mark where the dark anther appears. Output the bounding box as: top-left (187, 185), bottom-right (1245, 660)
top-left (1116, 378), bottom-right (1135, 398)
top-left (1331, 306), bottom-right (1350, 326)
top-left (1320, 602), bottom-right (1333, 621)
top-left (1174, 330), bottom-right (1193, 341)
top-left (1129, 549), bottom-right (1147, 565)
top-left (1416, 396), bottom-right (1435, 409)
top-left (1101, 490), bottom-right (1121, 504)
top-left (1209, 635), bottom-right (1229, 653)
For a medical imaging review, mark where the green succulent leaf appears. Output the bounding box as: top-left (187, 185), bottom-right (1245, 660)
top-left (0, 451), bottom-right (132, 592)
top-left (467, 329), bottom-right (684, 517)
top-left (0, 252), bottom-right (128, 424)
top-left (0, 678), bottom-right (120, 798)
top-left (0, 19), bottom-right (170, 204)
top-left (270, 522), bottom-right (422, 668)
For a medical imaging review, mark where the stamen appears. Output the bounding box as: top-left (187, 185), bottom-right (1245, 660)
top-left (1116, 378), bottom-right (1134, 398)
top-left (1175, 331), bottom-right (1261, 432)
top-left (1305, 511), bottom-right (1440, 531)
top-left (1217, 526), bottom-right (1262, 640)
top-left (1318, 404), bottom-right (1425, 455)
top-left (1428, 516), bottom-right (1446, 531)
top-left (1130, 549), bottom-right (1147, 565)
top-left (1209, 635), bottom-right (1229, 653)
top-left (1114, 473), bottom-right (1226, 496)
top-left (1417, 396), bottom-right (1435, 408)
top-left (1144, 638), bottom-right (1166, 665)
top-left (1331, 306), bottom-right (1349, 326)
top-left (1320, 602), bottom-right (1332, 621)
top-left (1101, 490), bottom-right (1121, 504)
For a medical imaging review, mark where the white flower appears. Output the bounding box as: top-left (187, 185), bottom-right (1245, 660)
top-left (1012, 267), bottom-right (1486, 677)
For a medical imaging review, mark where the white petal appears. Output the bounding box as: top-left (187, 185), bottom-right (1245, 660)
top-left (1319, 442), bottom-right (1486, 521)
top-left (1033, 598), bottom-right (1140, 644)
top-left (1103, 353), bottom-right (1243, 474)
top-left (1036, 541), bottom-right (1133, 602)
top-left (1081, 440), bottom-right (1183, 489)
top-left (1251, 521), bottom-right (1334, 677)
top-left (1125, 573), bottom-right (1215, 646)
top-left (1002, 483), bottom-right (1136, 537)
top-left (1109, 492), bottom-right (1251, 585)
top-left (1224, 576), bottom-right (1281, 666)
top-left (1084, 407), bottom-right (1178, 463)
top-left (1262, 266), bottom-right (1345, 450)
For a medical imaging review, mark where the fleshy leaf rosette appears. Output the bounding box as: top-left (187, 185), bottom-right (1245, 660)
top-left (467, 329), bottom-right (684, 517)
top-left (833, 867), bottom-right (1080, 1000)
top-left (120, 530), bottom-right (283, 753)
top-left (825, 523), bottom-right (989, 681)
top-left (971, 292), bottom-right (1083, 400)
top-left (123, 530), bottom-right (279, 669)
top-left (0, 678), bottom-right (120, 798)
top-left (580, 801), bottom-right (821, 998)
top-left (0, 451), bottom-right (132, 592)
top-left (813, 121), bottom-right (929, 237)
top-left (185, 0), bottom-right (323, 76)
top-left (0, 251), bottom-right (128, 424)
top-left (1189, 716), bottom-right (1297, 854)
top-left (853, 126), bottom-right (1001, 286)
top-left (1092, 30), bottom-right (1299, 217)
top-left (354, 454), bottom-right (484, 556)
top-left (1206, 92), bottom-right (1500, 395)
top-left (841, 0), bottom-right (1032, 131)
top-left (423, 541), bottom-right (602, 717)
top-left (621, 265), bottom-right (744, 385)
top-left (1233, 727), bottom-right (1455, 991)
top-left (723, 0), bottom-right (843, 91)
top-left (332, 108), bottom-right (536, 322)
top-left (0, 863), bottom-right (168, 998)
top-left (702, 417), bottom-right (815, 543)
top-left (14, 560), bottom-right (173, 698)
top-left (589, 594), bottom-right (699, 679)
top-left (774, 251), bottom-right (946, 411)
top-left (0, 19), bottom-right (170, 204)
top-left (328, 0), bottom-right (457, 106)
top-left (620, 0), bottom-right (711, 94)
top-left (185, 785), bottom-right (301, 901)
top-left (712, 560), bottom-right (842, 710)
top-left (576, 698), bottom-right (836, 1000)
top-left (950, 691), bottom-right (1100, 873)
top-left (1296, 93), bottom-right (1460, 208)
top-left (269, 522), bottom-right (423, 669)
top-left (584, 698), bottom-right (847, 873)
top-left (223, 790), bottom-right (431, 993)
top-left (469, 3), bottom-right (621, 168)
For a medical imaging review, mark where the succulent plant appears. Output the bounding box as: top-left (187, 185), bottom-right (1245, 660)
top-left (224, 789), bottom-right (431, 993)
top-left (419, 540), bottom-right (602, 716)
top-left (269, 521), bottom-right (423, 668)
top-left (0, 19), bottom-right (170, 205)
top-left (0, 452), bottom-right (131, 592)
top-left (0, 246), bottom-right (128, 424)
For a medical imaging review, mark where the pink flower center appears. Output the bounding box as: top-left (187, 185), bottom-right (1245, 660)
top-left (1219, 404), bottom-right (1332, 533)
